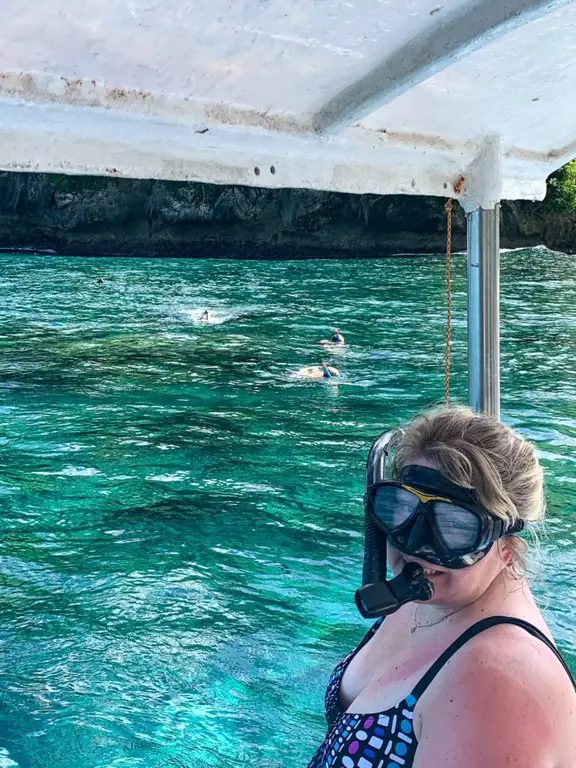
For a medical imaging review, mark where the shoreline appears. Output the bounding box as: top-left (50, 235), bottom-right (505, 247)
top-left (0, 237), bottom-right (560, 260)
top-left (0, 171), bottom-right (574, 258)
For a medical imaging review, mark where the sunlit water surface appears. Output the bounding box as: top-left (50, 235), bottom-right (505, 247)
top-left (0, 250), bottom-right (574, 767)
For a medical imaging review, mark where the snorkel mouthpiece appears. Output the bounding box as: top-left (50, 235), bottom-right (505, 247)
top-left (355, 562), bottom-right (434, 619)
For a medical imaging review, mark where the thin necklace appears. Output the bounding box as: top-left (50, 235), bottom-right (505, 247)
top-left (411, 604), bottom-right (468, 633)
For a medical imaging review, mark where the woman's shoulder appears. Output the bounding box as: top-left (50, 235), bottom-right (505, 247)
top-left (414, 620), bottom-right (576, 768)
top-left (428, 618), bottom-right (574, 706)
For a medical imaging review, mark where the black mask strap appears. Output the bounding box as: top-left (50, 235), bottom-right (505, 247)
top-left (506, 518), bottom-right (525, 535)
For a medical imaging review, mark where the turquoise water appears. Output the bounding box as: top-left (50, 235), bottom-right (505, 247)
top-left (0, 249), bottom-right (575, 768)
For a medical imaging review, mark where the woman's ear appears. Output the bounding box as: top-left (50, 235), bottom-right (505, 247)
top-left (497, 538), bottom-right (514, 566)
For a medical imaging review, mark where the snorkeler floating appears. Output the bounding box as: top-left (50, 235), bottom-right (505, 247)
top-left (193, 311), bottom-right (345, 379)
top-left (320, 327), bottom-right (345, 345)
top-left (293, 362), bottom-right (340, 379)
top-left (331, 328), bottom-right (344, 344)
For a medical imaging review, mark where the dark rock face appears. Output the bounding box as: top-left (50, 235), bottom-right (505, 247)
top-left (0, 171), bottom-right (573, 258)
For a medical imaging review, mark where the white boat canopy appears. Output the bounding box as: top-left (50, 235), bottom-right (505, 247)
top-left (2, 0), bottom-right (575, 418)
top-left (1, 0), bottom-right (576, 208)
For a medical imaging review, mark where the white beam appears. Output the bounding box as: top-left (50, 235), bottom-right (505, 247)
top-left (312, 0), bottom-right (574, 134)
top-left (0, 100), bottom-right (547, 201)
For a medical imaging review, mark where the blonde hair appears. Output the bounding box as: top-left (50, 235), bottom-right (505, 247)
top-left (391, 406), bottom-right (545, 577)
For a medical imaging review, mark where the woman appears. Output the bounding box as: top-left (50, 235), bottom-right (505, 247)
top-left (307, 407), bottom-right (576, 768)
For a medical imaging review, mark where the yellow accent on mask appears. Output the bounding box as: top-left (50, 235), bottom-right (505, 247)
top-left (401, 484), bottom-right (453, 505)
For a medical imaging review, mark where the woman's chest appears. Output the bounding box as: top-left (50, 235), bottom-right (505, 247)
top-left (338, 630), bottom-right (445, 715)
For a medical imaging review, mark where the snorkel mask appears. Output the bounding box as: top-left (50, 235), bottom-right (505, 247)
top-left (355, 429), bottom-right (434, 619)
top-left (354, 428), bottom-right (525, 619)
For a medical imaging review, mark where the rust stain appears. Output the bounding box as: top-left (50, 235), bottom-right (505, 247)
top-left (383, 130), bottom-right (455, 152)
top-left (0, 72), bottom-right (156, 110)
top-left (453, 175), bottom-right (466, 195)
top-left (109, 87), bottom-right (127, 99)
top-left (160, 157), bottom-right (249, 184)
top-left (20, 73), bottom-right (35, 93)
top-left (5, 161), bottom-right (40, 171)
top-left (505, 145), bottom-right (550, 163)
top-left (107, 85), bottom-right (153, 103)
top-left (205, 102), bottom-right (304, 134)
top-left (0, 71), bottom-right (305, 137)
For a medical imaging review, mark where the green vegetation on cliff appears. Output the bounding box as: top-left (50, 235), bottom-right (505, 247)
top-left (547, 160), bottom-right (576, 212)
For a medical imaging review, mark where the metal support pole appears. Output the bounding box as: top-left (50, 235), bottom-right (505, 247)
top-left (467, 204), bottom-right (500, 420)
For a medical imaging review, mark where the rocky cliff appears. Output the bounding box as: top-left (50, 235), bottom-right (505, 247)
top-left (0, 171), bottom-right (574, 258)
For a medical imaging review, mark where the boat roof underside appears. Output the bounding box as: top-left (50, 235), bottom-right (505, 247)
top-left (1, 0), bottom-right (576, 204)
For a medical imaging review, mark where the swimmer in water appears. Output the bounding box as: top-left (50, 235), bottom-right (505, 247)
top-left (331, 328), bottom-right (344, 344)
top-left (322, 361), bottom-right (333, 378)
top-left (199, 310), bottom-right (210, 323)
top-left (293, 363), bottom-right (340, 379)
top-left (96, 278), bottom-right (104, 285)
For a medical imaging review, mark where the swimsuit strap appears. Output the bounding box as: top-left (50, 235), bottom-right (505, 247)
top-left (411, 615), bottom-right (576, 700)
top-left (358, 617), bottom-right (384, 651)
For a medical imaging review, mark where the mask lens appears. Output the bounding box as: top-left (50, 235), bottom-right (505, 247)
top-left (372, 486), bottom-right (420, 531)
top-left (431, 501), bottom-right (482, 550)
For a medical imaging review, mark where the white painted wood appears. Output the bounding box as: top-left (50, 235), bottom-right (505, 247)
top-left (0, 0), bottom-right (574, 202)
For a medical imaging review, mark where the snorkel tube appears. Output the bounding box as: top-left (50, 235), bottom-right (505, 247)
top-left (354, 429), bottom-right (435, 619)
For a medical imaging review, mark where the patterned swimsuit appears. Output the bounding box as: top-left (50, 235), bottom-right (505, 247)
top-left (306, 615), bottom-right (576, 768)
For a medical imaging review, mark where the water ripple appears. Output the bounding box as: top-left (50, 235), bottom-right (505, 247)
top-left (0, 250), bottom-right (575, 767)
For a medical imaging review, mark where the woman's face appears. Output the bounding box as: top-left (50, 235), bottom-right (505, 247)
top-left (387, 457), bottom-right (512, 608)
